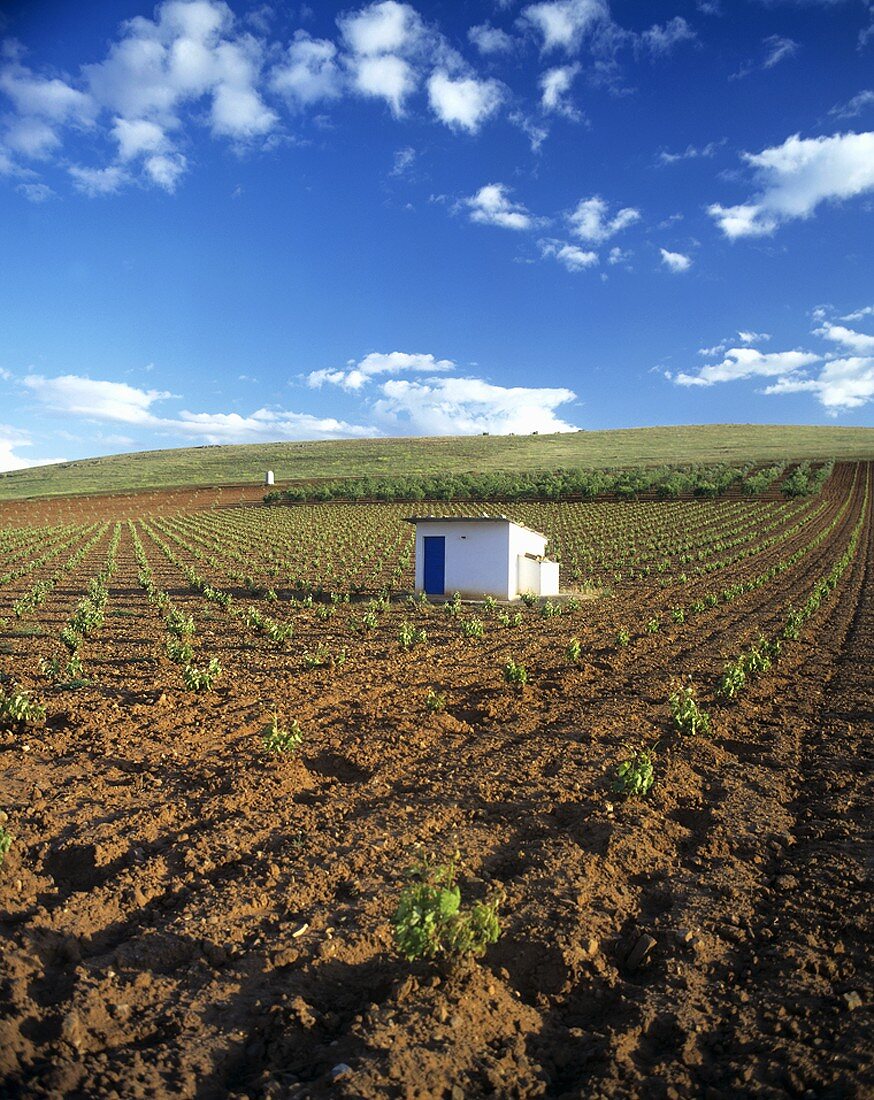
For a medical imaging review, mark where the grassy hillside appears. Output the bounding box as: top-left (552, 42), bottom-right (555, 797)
top-left (2, 424), bottom-right (873, 501)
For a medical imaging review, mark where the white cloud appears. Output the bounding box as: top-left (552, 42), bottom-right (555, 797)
top-left (68, 164), bottom-right (130, 196)
top-left (465, 183), bottom-right (534, 230)
top-left (427, 71), bottom-right (503, 132)
top-left (23, 373), bottom-right (172, 422)
top-left (762, 357), bottom-right (874, 412)
top-left (112, 116), bottom-right (168, 160)
top-left (568, 195), bottom-right (640, 242)
top-left (468, 23), bottom-right (515, 54)
top-left (390, 145), bottom-right (416, 175)
top-left (144, 152), bottom-right (187, 191)
top-left (674, 347), bottom-right (820, 386)
top-left (21, 370), bottom-right (375, 442)
top-left (841, 304), bottom-right (874, 322)
top-left (638, 17), bottom-right (696, 56)
top-left (0, 424), bottom-right (65, 473)
top-left (372, 376), bottom-right (579, 434)
top-left (738, 329), bottom-right (771, 344)
top-left (509, 110), bottom-right (550, 151)
top-left (607, 245), bottom-right (631, 265)
top-left (539, 238), bottom-right (598, 271)
top-left (3, 117), bottom-right (62, 159)
top-left (762, 34), bottom-right (799, 68)
top-left (521, 0), bottom-right (610, 53)
top-left (0, 63), bottom-right (94, 123)
top-left (338, 1), bottom-right (424, 57)
top-left (209, 40), bottom-right (278, 138)
top-left (658, 140), bottom-right (723, 164)
top-left (349, 54), bottom-right (416, 115)
top-left (167, 407), bottom-right (375, 442)
top-left (709, 130), bottom-right (874, 238)
top-left (17, 181), bottom-right (55, 202)
top-left (307, 350), bottom-right (455, 390)
top-left (814, 322), bottom-right (874, 353)
top-left (270, 33), bottom-right (343, 108)
top-left (660, 248), bottom-right (692, 272)
top-left (540, 64), bottom-right (580, 116)
top-left (830, 90), bottom-right (874, 119)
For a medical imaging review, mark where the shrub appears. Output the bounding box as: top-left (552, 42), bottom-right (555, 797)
top-left (392, 856), bottom-right (501, 962)
top-left (182, 658), bottom-right (222, 692)
top-left (262, 713), bottom-right (303, 756)
top-left (460, 617), bottom-right (485, 640)
top-left (502, 659), bottom-right (528, 686)
top-left (0, 685), bottom-right (45, 725)
top-left (0, 822), bottom-right (11, 867)
top-left (425, 688), bottom-right (446, 713)
top-left (669, 682), bottom-right (711, 736)
top-left (566, 637), bottom-right (582, 663)
top-left (616, 628), bottom-right (631, 648)
top-left (613, 750), bottom-right (655, 798)
top-left (399, 622), bottom-right (427, 650)
top-left (520, 591), bottom-right (538, 608)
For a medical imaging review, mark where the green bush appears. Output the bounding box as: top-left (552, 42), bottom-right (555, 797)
top-left (392, 856), bottom-right (501, 962)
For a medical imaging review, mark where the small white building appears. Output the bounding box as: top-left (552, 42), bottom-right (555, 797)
top-left (406, 515), bottom-right (560, 601)
top-left (265, 470), bottom-right (275, 486)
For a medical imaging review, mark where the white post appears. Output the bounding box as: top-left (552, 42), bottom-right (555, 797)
top-left (265, 470), bottom-right (275, 486)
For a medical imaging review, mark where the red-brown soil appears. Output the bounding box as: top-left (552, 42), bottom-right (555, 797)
top-left (0, 466), bottom-right (871, 1098)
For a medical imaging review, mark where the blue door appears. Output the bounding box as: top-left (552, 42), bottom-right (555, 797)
top-left (423, 536), bottom-right (446, 595)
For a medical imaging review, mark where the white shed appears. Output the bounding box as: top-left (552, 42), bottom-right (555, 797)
top-left (406, 515), bottom-right (560, 601)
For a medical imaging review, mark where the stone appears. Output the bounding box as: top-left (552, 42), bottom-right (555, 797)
top-left (842, 991), bottom-right (863, 1011)
top-left (330, 1063), bottom-right (353, 1082)
top-left (626, 933), bottom-right (657, 971)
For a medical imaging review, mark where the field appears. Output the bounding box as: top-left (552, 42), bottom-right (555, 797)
top-left (1, 423), bottom-right (873, 501)
top-left (0, 462), bottom-right (872, 1098)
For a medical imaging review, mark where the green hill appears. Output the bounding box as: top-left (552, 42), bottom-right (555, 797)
top-left (2, 424), bottom-right (873, 501)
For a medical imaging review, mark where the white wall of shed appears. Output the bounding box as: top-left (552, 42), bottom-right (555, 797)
top-left (413, 521), bottom-right (512, 598)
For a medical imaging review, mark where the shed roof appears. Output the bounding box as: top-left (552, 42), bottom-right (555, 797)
top-left (404, 515), bottom-right (547, 539)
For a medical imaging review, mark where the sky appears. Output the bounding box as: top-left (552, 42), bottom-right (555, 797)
top-left (0, 0), bottom-right (872, 471)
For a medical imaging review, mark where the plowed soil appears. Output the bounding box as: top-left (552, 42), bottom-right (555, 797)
top-left (0, 466), bottom-right (871, 1099)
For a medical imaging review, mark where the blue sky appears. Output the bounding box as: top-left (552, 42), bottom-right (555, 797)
top-left (0, 0), bottom-right (872, 470)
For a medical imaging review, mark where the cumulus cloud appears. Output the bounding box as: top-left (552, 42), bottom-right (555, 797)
top-left (427, 71), bottom-right (503, 133)
top-left (21, 370), bottom-right (375, 442)
top-left (660, 247), bottom-right (692, 272)
top-left (270, 33), bottom-right (343, 108)
top-left (23, 373), bottom-right (173, 422)
top-left (307, 350), bottom-right (455, 390)
top-left (762, 34), bottom-right (799, 69)
top-left (539, 64), bottom-right (580, 116)
top-left (829, 89), bottom-right (874, 119)
top-left (841, 304), bottom-right (874, 322)
top-left (0, 431), bottom-right (65, 472)
top-left (762, 357), bottom-right (874, 412)
top-left (372, 376), bottom-right (579, 434)
top-left (539, 238), bottom-right (598, 271)
top-left (676, 308), bottom-right (874, 412)
top-left (674, 347), bottom-right (820, 387)
top-left (349, 54), bottom-right (416, 115)
top-left (814, 322), bottom-right (874, 353)
top-left (337, 1), bottom-right (424, 57)
top-left (568, 195), bottom-right (640, 242)
top-left (709, 130), bottom-right (874, 238)
top-left (0, 0), bottom-right (283, 196)
top-left (68, 164), bottom-right (130, 196)
top-left (468, 23), bottom-right (515, 54)
top-left (520, 0), bottom-right (610, 54)
top-left (464, 183), bottom-right (535, 230)
top-left (657, 140), bottom-right (723, 165)
top-left (638, 17), bottom-right (696, 57)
